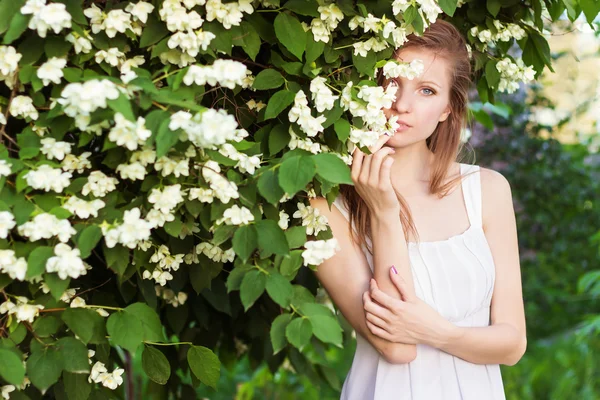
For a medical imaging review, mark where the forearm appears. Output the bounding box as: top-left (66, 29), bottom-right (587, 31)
top-left (370, 214), bottom-right (413, 300)
top-left (436, 322), bottom-right (527, 366)
top-left (369, 214), bottom-right (416, 361)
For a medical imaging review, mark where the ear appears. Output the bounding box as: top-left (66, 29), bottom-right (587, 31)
top-left (439, 108), bottom-right (451, 122)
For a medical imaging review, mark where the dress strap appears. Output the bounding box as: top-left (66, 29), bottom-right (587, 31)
top-left (332, 195), bottom-right (351, 220)
top-left (460, 163), bottom-right (483, 228)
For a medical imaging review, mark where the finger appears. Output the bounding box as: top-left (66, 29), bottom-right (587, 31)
top-left (366, 320), bottom-right (394, 341)
top-left (380, 153), bottom-right (395, 188)
top-left (367, 134), bottom-right (393, 154)
top-left (363, 291), bottom-right (394, 321)
top-left (369, 147), bottom-right (396, 185)
top-left (370, 282), bottom-right (403, 312)
top-left (365, 311), bottom-right (389, 332)
top-left (390, 269), bottom-right (414, 302)
top-left (360, 152), bottom-right (372, 185)
top-left (351, 148), bottom-right (364, 182)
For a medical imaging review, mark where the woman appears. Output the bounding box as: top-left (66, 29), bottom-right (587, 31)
top-left (309, 20), bottom-right (526, 399)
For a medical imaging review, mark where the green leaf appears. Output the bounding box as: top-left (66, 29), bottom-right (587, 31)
top-left (232, 224), bottom-right (258, 263)
top-left (27, 348), bottom-right (63, 391)
top-left (581, 0), bottom-right (600, 23)
top-left (236, 21), bottom-right (261, 61)
top-left (0, 0), bottom-right (26, 34)
top-left (59, 0), bottom-right (87, 25)
top-left (44, 273), bottom-right (71, 301)
top-left (280, 249), bottom-right (304, 278)
top-left (278, 155), bottom-right (316, 197)
top-left (258, 167), bottom-right (285, 205)
top-left (240, 269), bottom-right (266, 311)
top-left (0, 348), bottom-right (26, 385)
top-left (104, 243), bottom-right (129, 277)
top-left (486, 0), bottom-right (501, 17)
top-left (352, 51), bottom-right (377, 77)
top-left (563, 0), bottom-right (581, 21)
top-left (56, 337), bottom-right (90, 373)
top-left (256, 219), bottom-right (290, 257)
top-left (268, 123), bottom-right (291, 155)
top-left (140, 13), bottom-right (169, 47)
top-left (438, 0), bottom-right (458, 16)
top-left (107, 94), bottom-right (135, 122)
top-left (32, 315), bottom-right (62, 337)
top-left (63, 371), bottom-right (92, 400)
top-left (2, 12), bottom-right (29, 44)
top-left (26, 246), bottom-right (54, 279)
top-left (313, 153), bottom-right (353, 185)
top-left (61, 308), bottom-right (107, 344)
top-left (124, 303), bottom-right (165, 342)
top-left (77, 225), bottom-right (102, 259)
top-left (164, 218), bottom-right (183, 238)
top-left (142, 345), bottom-right (171, 385)
top-left (484, 60), bottom-right (500, 90)
top-left (264, 90), bottom-right (296, 120)
top-left (305, 32), bottom-right (325, 63)
top-left (274, 13), bottom-right (307, 60)
top-left (334, 118), bottom-right (351, 142)
top-left (187, 345), bottom-right (220, 389)
top-left (44, 36), bottom-right (72, 58)
top-left (270, 313), bottom-right (292, 354)
top-left (155, 118), bottom-right (179, 159)
top-left (283, 0), bottom-right (319, 16)
top-left (107, 311), bottom-right (145, 353)
top-left (266, 272), bottom-right (293, 308)
top-left (253, 69), bottom-right (285, 90)
top-left (285, 317), bottom-right (312, 350)
top-left (309, 315), bottom-right (343, 346)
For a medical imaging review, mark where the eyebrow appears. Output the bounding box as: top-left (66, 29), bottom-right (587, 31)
top-left (419, 80), bottom-right (442, 89)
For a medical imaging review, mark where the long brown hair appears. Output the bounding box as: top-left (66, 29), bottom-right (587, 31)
top-left (339, 19), bottom-right (475, 255)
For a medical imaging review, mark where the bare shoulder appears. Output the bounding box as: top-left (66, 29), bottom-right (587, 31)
top-left (478, 166), bottom-right (514, 228)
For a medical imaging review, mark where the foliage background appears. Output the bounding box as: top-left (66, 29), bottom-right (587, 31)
top-left (0, 0), bottom-right (599, 399)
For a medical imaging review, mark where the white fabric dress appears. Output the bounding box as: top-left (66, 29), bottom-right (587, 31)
top-left (332, 163), bottom-right (506, 400)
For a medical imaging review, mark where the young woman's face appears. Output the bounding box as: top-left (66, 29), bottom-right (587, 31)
top-left (382, 47), bottom-right (452, 147)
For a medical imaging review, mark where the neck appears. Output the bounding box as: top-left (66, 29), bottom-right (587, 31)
top-left (386, 140), bottom-right (435, 191)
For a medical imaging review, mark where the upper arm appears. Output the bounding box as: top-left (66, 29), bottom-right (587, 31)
top-left (480, 168), bottom-right (527, 349)
top-left (308, 196), bottom-right (416, 364)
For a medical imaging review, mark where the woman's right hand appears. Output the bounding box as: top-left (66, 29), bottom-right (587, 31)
top-left (351, 134), bottom-right (399, 218)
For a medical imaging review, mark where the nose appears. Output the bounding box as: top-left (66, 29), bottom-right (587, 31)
top-left (393, 87), bottom-right (412, 114)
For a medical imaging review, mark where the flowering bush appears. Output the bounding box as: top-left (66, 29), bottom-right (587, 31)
top-left (0, 0), bottom-right (597, 397)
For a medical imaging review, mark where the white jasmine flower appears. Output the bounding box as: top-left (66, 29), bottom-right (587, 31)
top-left (18, 213), bottom-right (76, 243)
top-left (22, 0), bottom-right (72, 38)
top-left (1, 385), bottom-right (15, 400)
top-left (278, 210), bottom-right (289, 230)
top-left (63, 196), bottom-right (106, 219)
top-left (116, 162), bottom-right (146, 181)
top-left (0, 249), bottom-right (27, 281)
top-left (82, 171), bottom-right (119, 198)
top-left (66, 32), bottom-right (92, 54)
top-left (40, 137), bottom-right (72, 160)
top-left (125, 1), bottom-right (155, 23)
top-left (108, 113), bottom-right (151, 151)
top-left (293, 202), bottom-right (328, 236)
top-left (0, 46), bottom-right (22, 77)
top-left (148, 184), bottom-right (184, 213)
top-left (0, 160), bottom-right (11, 177)
top-left (215, 204), bottom-right (254, 225)
top-left (0, 212), bottom-right (15, 239)
top-left (70, 296), bottom-right (87, 308)
top-left (188, 187), bottom-right (214, 203)
top-left (37, 57), bottom-right (67, 86)
top-left (58, 79), bottom-right (121, 119)
top-left (24, 165), bottom-right (72, 193)
top-left (88, 361), bottom-right (107, 383)
top-left (9, 96), bottom-right (38, 120)
top-left (302, 238), bottom-right (341, 266)
top-left (62, 152), bottom-right (92, 173)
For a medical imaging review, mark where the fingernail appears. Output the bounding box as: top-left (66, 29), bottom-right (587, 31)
top-left (391, 265), bottom-right (398, 274)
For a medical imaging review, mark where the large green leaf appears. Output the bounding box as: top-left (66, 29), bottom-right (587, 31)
top-left (26, 246), bottom-right (54, 279)
top-left (27, 348), bottom-right (63, 391)
top-left (63, 371), bottom-right (92, 400)
top-left (187, 346), bottom-right (220, 389)
top-left (278, 155), bottom-right (316, 197)
top-left (55, 337), bottom-right (90, 373)
top-left (264, 90), bottom-right (296, 120)
top-left (142, 345), bottom-right (171, 385)
top-left (285, 317), bottom-right (312, 350)
top-left (140, 13), bottom-right (169, 47)
top-left (309, 315), bottom-right (343, 346)
top-left (265, 272), bottom-right (293, 308)
top-left (107, 310), bottom-right (145, 353)
top-left (255, 219), bottom-right (290, 257)
top-left (270, 313), bottom-right (292, 354)
top-left (253, 69), bottom-right (285, 90)
top-left (257, 168), bottom-right (285, 205)
top-left (235, 21), bottom-right (261, 61)
top-left (273, 13), bottom-right (306, 60)
top-left (232, 224), bottom-right (258, 263)
top-left (438, 0), bottom-right (458, 16)
top-left (124, 302), bottom-right (165, 342)
top-left (61, 308), bottom-right (107, 344)
top-left (0, 348), bottom-right (26, 385)
top-left (0, 0), bottom-right (26, 34)
top-left (240, 269), bottom-right (266, 311)
top-left (581, 0), bottom-right (600, 23)
top-left (313, 153), bottom-right (353, 185)
top-left (77, 225), bottom-right (103, 259)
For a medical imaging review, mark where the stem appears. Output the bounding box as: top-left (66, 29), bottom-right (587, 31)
top-left (144, 341), bottom-right (194, 346)
top-left (152, 68), bottom-right (182, 83)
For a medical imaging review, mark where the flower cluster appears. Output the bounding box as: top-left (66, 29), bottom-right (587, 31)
top-left (308, 4), bottom-right (344, 43)
top-left (381, 59), bottom-right (425, 80)
top-left (289, 91), bottom-right (327, 138)
top-left (9, 96), bottom-right (39, 120)
top-left (183, 60), bottom-right (248, 89)
top-left (293, 202), bottom-right (329, 236)
top-left (470, 21), bottom-right (526, 48)
top-left (155, 285), bottom-right (188, 307)
top-left (24, 165), bottom-right (72, 193)
top-left (0, 296), bottom-right (44, 323)
top-left (143, 245), bottom-right (184, 285)
top-left (103, 208), bottom-right (153, 249)
top-left (17, 213), bottom-right (76, 243)
top-left (108, 113), bottom-right (152, 151)
top-left (215, 204), bottom-right (254, 226)
top-left (57, 79), bottom-right (122, 130)
top-left (218, 143), bottom-right (261, 175)
top-left (46, 244), bottom-right (88, 280)
top-left (200, 160), bottom-right (240, 204)
top-left (496, 57), bottom-right (536, 94)
top-left (0, 249), bottom-right (27, 281)
top-left (392, 0), bottom-right (442, 24)
top-left (195, 242), bottom-right (236, 263)
top-left (88, 356), bottom-right (125, 390)
top-left (21, 0), bottom-right (72, 38)
top-left (0, 46), bottom-right (21, 88)
top-left (147, 184), bottom-right (185, 227)
top-left (63, 196), bottom-right (106, 219)
top-left (301, 238), bottom-right (341, 267)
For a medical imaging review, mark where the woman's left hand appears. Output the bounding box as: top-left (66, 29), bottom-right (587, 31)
top-left (363, 269), bottom-right (453, 347)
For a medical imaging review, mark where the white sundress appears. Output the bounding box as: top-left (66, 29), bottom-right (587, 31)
top-left (332, 163), bottom-right (506, 400)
